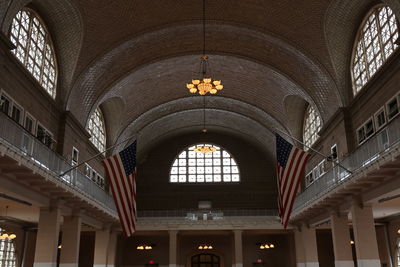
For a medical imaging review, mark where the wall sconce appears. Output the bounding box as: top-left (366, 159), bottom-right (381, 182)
top-left (198, 245), bottom-right (213, 250)
top-left (137, 244), bottom-right (155, 250)
top-left (397, 229), bottom-right (400, 234)
top-left (257, 243), bottom-right (275, 249)
top-left (350, 240), bottom-right (355, 245)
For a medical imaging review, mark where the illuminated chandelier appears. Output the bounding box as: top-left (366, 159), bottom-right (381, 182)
top-left (186, 0), bottom-right (223, 95)
top-left (194, 144), bottom-right (216, 154)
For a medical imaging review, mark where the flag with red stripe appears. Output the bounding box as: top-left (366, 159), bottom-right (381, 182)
top-left (276, 134), bottom-right (310, 228)
top-left (102, 141), bottom-right (137, 237)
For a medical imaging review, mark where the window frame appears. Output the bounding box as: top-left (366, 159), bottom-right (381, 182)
top-left (0, 90), bottom-right (24, 125)
top-left (24, 111), bottom-right (37, 135)
top-left (303, 105), bottom-right (322, 151)
top-left (169, 143), bottom-right (240, 184)
top-left (350, 4), bottom-right (399, 95)
top-left (374, 106), bottom-right (387, 131)
top-left (356, 117), bottom-right (375, 145)
top-left (87, 108), bottom-right (107, 153)
top-left (8, 8), bottom-right (58, 99)
top-left (386, 94), bottom-right (400, 121)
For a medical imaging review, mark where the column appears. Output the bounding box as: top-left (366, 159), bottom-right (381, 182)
top-left (234, 230), bottom-right (243, 267)
top-left (169, 230), bottom-right (178, 267)
top-left (351, 202), bottom-right (380, 267)
top-left (33, 207), bottom-right (61, 267)
top-left (93, 228), bottom-right (111, 267)
top-left (294, 229), bottom-right (305, 267)
top-left (301, 224), bottom-right (319, 267)
top-left (330, 212), bottom-right (354, 267)
top-left (106, 232), bottom-right (118, 267)
top-left (60, 215), bottom-right (82, 267)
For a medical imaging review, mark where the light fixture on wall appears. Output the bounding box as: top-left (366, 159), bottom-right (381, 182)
top-left (198, 244), bottom-right (213, 250)
top-left (186, 0), bottom-right (223, 95)
top-left (257, 243), bottom-right (275, 249)
top-left (137, 245), bottom-right (154, 250)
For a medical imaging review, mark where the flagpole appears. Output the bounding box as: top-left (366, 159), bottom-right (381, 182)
top-left (58, 134), bottom-right (137, 177)
top-left (274, 128), bottom-right (352, 174)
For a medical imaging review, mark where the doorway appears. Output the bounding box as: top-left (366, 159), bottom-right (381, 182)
top-left (191, 253), bottom-right (220, 267)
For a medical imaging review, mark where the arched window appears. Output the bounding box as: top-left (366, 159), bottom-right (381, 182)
top-left (9, 9), bottom-right (57, 98)
top-left (87, 108), bottom-right (106, 152)
top-left (0, 228), bottom-right (16, 267)
top-left (352, 5), bottom-right (399, 95)
top-left (303, 105), bottom-right (322, 150)
top-left (170, 144), bottom-right (239, 183)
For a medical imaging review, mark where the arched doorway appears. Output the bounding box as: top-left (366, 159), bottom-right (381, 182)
top-left (191, 253), bottom-right (220, 267)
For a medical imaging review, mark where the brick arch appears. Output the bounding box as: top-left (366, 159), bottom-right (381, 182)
top-left (113, 96), bottom-right (288, 151)
top-left (130, 109), bottom-right (277, 161)
top-left (324, 0), bottom-right (400, 105)
top-left (67, 22), bottom-right (341, 126)
top-left (283, 95), bottom-right (310, 142)
top-left (1, 0), bottom-right (83, 105)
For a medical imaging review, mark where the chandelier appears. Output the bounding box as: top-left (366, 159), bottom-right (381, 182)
top-left (0, 232), bottom-right (16, 240)
top-left (194, 144), bottom-right (216, 154)
top-left (186, 0), bottom-right (223, 95)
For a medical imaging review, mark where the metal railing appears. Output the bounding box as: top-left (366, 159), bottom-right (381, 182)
top-left (293, 114), bottom-right (400, 212)
top-left (0, 112), bottom-right (116, 213)
top-left (138, 208), bottom-right (278, 218)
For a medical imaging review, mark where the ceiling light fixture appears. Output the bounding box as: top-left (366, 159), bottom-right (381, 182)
top-left (186, 0), bottom-right (223, 95)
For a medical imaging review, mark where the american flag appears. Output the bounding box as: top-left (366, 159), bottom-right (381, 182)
top-left (276, 134), bottom-right (310, 228)
top-left (102, 141), bottom-right (137, 237)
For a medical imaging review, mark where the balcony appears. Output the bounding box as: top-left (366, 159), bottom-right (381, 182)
top-left (0, 111), bottom-right (117, 220)
top-left (292, 113), bottom-right (400, 219)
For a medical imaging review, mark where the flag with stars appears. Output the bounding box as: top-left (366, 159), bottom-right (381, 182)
top-left (276, 134), bottom-right (310, 228)
top-left (102, 141), bottom-right (137, 237)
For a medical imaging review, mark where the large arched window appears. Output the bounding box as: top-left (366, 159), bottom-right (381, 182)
top-left (9, 9), bottom-right (57, 98)
top-left (0, 228), bottom-right (16, 267)
top-left (87, 108), bottom-right (106, 152)
top-left (303, 105), bottom-right (322, 150)
top-left (352, 5), bottom-right (399, 95)
top-left (170, 144), bottom-right (240, 183)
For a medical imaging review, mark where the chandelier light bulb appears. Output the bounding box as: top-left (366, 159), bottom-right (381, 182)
top-left (269, 244), bottom-right (274, 248)
top-left (198, 245), bottom-right (203, 250)
top-left (8, 234), bottom-right (16, 240)
top-left (208, 245), bottom-right (213, 249)
top-left (260, 245), bottom-right (265, 249)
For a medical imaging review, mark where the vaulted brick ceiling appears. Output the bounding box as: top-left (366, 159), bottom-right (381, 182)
top-left (4, 0), bottom-right (399, 156)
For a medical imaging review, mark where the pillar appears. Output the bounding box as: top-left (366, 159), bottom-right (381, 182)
top-left (169, 230), bottom-right (178, 267)
top-left (33, 207), bottom-right (61, 267)
top-left (301, 224), bottom-right (319, 267)
top-left (60, 215), bottom-right (81, 267)
top-left (93, 228), bottom-right (111, 267)
top-left (351, 202), bottom-right (380, 267)
top-left (294, 229), bottom-right (305, 267)
top-left (330, 212), bottom-right (354, 267)
top-left (106, 232), bottom-right (118, 267)
top-left (234, 230), bottom-right (243, 267)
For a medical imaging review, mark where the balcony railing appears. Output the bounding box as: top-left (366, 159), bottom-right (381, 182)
top-left (0, 111), bottom-right (116, 214)
top-left (138, 208), bottom-right (279, 219)
top-left (293, 114), bottom-right (400, 213)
